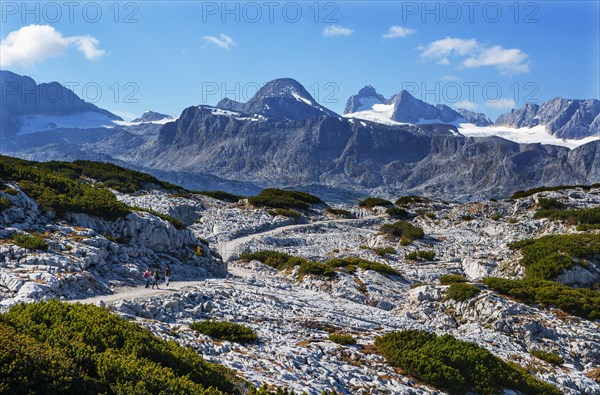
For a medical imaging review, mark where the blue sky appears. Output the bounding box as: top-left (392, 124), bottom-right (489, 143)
top-left (1, 1), bottom-right (599, 121)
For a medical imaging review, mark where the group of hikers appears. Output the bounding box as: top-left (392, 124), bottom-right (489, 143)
top-left (143, 267), bottom-right (171, 289)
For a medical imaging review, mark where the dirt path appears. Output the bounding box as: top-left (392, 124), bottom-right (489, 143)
top-left (73, 216), bottom-right (382, 304)
top-left (72, 280), bottom-right (208, 304)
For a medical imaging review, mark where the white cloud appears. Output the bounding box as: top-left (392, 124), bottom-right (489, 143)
top-left (322, 25), bottom-right (353, 37)
top-left (202, 34), bottom-right (237, 50)
top-left (71, 35), bottom-right (106, 59)
top-left (485, 98), bottom-right (516, 110)
top-left (420, 37), bottom-right (479, 58)
top-left (383, 25), bottom-right (416, 39)
top-left (463, 45), bottom-right (530, 74)
top-left (419, 37), bottom-right (530, 75)
top-left (0, 24), bottom-right (107, 67)
top-left (455, 100), bottom-right (479, 111)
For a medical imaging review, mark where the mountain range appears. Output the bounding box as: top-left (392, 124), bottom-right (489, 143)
top-left (1, 70), bottom-right (600, 201)
top-left (344, 85), bottom-right (493, 126)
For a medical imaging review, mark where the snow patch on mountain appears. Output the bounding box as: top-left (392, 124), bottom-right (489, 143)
top-left (344, 103), bottom-right (404, 125)
top-left (291, 92), bottom-right (313, 106)
top-left (18, 112), bottom-right (119, 135)
top-left (458, 124), bottom-right (600, 149)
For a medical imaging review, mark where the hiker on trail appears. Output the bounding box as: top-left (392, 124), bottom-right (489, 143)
top-left (151, 269), bottom-right (160, 289)
top-left (143, 268), bottom-right (152, 288)
top-left (165, 267), bottom-right (171, 287)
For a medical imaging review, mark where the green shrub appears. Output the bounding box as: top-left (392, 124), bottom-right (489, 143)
top-left (445, 283), bottom-right (480, 301)
top-left (386, 207), bottom-right (409, 218)
top-left (534, 206), bottom-right (600, 225)
top-left (508, 233), bottom-right (600, 281)
top-left (0, 301), bottom-right (240, 394)
top-left (406, 250), bottom-right (436, 261)
top-left (12, 233), bottom-right (49, 250)
top-left (194, 190), bottom-right (242, 202)
top-left (418, 250), bottom-right (436, 260)
top-left (43, 159), bottom-right (180, 193)
top-left (482, 277), bottom-right (600, 321)
top-left (358, 198), bottom-right (393, 208)
top-left (0, 196), bottom-right (10, 211)
top-left (248, 189), bottom-right (323, 210)
top-left (131, 206), bottom-right (186, 229)
top-left (359, 197), bottom-right (392, 208)
top-left (325, 208), bottom-right (352, 217)
top-left (0, 323), bottom-right (80, 394)
top-left (0, 156), bottom-right (133, 220)
top-left (395, 196), bottom-right (425, 205)
top-left (404, 251), bottom-right (419, 261)
top-left (268, 208), bottom-right (302, 218)
top-left (537, 198), bottom-right (564, 210)
top-left (240, 251), bottom-right (335, 279)
top-left (298, 261), bottom-right (336, 278)
top-left (240, 250), bottom-right (289, 268)
top-left (531, 350), bottom-right (563, 366)
top-left (461, 214), bottom-right (473, 221)
top-left (490, 214), bottom-right (502, 221)
top-left (512, 184), bottom-right (600, 199)
top-left (2, 187), bottom-right (18, 196)
top-left (576, 223), bottom-right (600, 231)
top-left (190, 320), bottom-right (257, 344)
top-left (326, 257), bottom-right (400, 277)
top-left (239, 251), bottom-right (299, 270)
top-left (439, 274), bottom-right (467, 285)
top-left (375, 330), bottom-right (559, 395)
top-left (328, 332), bottom-right (356, 345)
top-left (373, 246), bottom-right (395, 256)
top-left (380, 221), bottom-right (424, 242)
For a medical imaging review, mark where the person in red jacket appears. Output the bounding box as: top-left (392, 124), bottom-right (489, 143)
top-left (143, 268), bottom-right (152, 288)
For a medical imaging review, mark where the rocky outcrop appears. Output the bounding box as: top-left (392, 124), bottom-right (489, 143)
top-left (0, 185), bottom-right (226, 305)
top-left (457, 108), bottom-right (493, 126)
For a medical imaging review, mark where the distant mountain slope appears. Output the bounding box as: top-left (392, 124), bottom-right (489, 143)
top-left (495, 98), bottom-right (600, 139)
top-left (0, 70), bottom-right (122, 137)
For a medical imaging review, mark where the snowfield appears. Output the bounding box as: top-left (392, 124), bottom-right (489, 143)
top-left (18, 112), bottom-right (119, 135)
top-left (457, 123), bottom-right (600, 149)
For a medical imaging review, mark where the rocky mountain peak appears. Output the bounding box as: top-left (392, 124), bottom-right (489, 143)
top-left (215, 78), bottom-right (338, 121)
top-left (251, 78), bottom-right (314, 101)
top-left (390, 90), bottom-right (460, 123)
top-left (457, 108), bottom-right (493, 126)
top-left (344, 85), bottom-right (388, 114)
top-left (357, 85), bottom-right (380, 97)
top-left (132, 111), bottom-right (172, 123)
